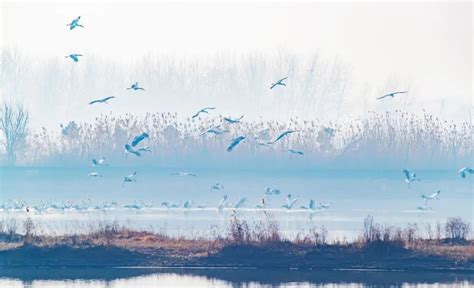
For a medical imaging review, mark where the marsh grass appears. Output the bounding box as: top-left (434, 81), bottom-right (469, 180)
top-left (0, 215), bottom-right (472, 261)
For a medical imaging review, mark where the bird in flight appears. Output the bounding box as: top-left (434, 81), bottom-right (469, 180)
top-left (458, 167), bottom-right (474, 178)
top-left (88, 96), bottom-right (115, 105)
top-left (124, 144), bottom-right (141, 157)
top-left (122, 172), bottom-right (137, 187)
top-left (377, 91), bottom-right (408, 100)
top-left (217, 195), bottom-right (228, 212)
top-left (131, 132), bottom-right (149, 147)
top-left (270, 77), bottom-right (288, 89)
top-left (234, 197), bottom-right (247, 209)
top-left (200, 125), bottom-right (229, 136)
top-left (268, 130), bottom-right (297, 144)
top-left (171, 172), bottom-right (197, 177)
top-left (282, 194), bottom-right (298, 210)
top-left (210, 183), bottom-right (224, 191)
top-left (227, 136), bottom-right (246, 152)
top-left (91, 157), bottom-right (108, 166)
top-left (88, 172), bottom-right (102, 178)
top-left (127, 82), bottom-right (145, 91)
top-left (403, 169), bottom-right (421, 184)
top-left (223, 115), bottom-right (244, 124)
top-left (192, 107), bottom-right (215, 119)
top-left (287, 149), bottom-right (304, 155)
top-left (65, 54), bottom-right (83, 62)
top-left (67, 16), bottom-right (84, 30)
top-left (264, 187), bottom-right (281, 196)
top-left (422, 190), bottom-right (440, 205)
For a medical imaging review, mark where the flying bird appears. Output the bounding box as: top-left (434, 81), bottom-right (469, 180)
top-left (234, 197), bottom-right (247, 209)
top-left (403, 169), bottom-right (421, 184)
top-left (223, 115), bottom-right (244, 124)
top-left (192, 107), bottom-right (215, 119)
top-left (458, 167), bottom-right (474, 178)
top-left (88, 96), bottom-right (115, 105)
top-left (377, 91), bottom-right (408, 100)
top-left (171, 172), bottom-right (197, 177)
top-left (217, 195), bottom-right (228, 212)
top-left (269, 130), bottom-right (297, 144)
top-left (282, 194), bottom-right (298, 210)
top-left (124, 144), bottom-right (141, 157)
top-left (91, 158), bottom-right (107, 166)
top-left (422, 191), bottom-right (441, 205)
top-left (270, 77), bottom-right (288, 89)
top-left (264, 187), bottom-right (281, 196)
top-left (131, 132), bottom-right (149, 147)
top-left (88, 172), bottom-right (102, 178)
top-left (287, 149), bottom-right (304, 155)
top-left (127, 82), bottom-right (145, 91)
top-left (227, 136), bottom-right (246, 152)
top-left (65, 54), bottom-right (83, 62)
top-left (200, 126), bottom-right (229, 136)
top-left (210, 183), bottom-right (224, 191)
top-left (122, 172), bottom-right (137, 186)
top-left (67, 16), bottom-right (83, 30)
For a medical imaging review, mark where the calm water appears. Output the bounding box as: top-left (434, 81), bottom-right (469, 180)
top-left (0, 268), bottom-right (473, 288)
top-left (1, 167), bottom-right (473, 239)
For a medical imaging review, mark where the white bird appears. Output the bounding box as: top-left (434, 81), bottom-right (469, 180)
top-left (65, 54), bottom-right (83, 62)
top-left (234, 197), bottom-right (247, 209)
top-left (131, 132), bottom-right (149, 147)
top-left (124, 144), bottom-right (141, 157)
top-left (227, 136), bottom-right (246, 152)
top-left (223, 115), bottom-right (244, 124)
top-left (192, 107), bottom-right (215, 119)
top-left (200, 126), bottom-right (229, 136)
top-left (67, 16), bottom-right (84, 30)
top-left (287, 149), bottom-right (304, 155)
top-left (377, 91), bottom-right (408, 100)
top-left (264, 187), bottom-right (281, 196)
top-left (122, 172), bottom-right (137, 186)
top-left (217, 195), bottom-right (228, 212)
top-left (91, 157), bottom-right (107, 166)
top-left (270, 77), bottom-right (288, 89)
top-left (89, 96), bottom-right (115, 105)
top-left (127, 82), bottom-right (145, 91)
top-left (184, 201), bottom-right (193, 209)
top-left (210, 183), bottom-right (224, 191)
top-left (88, 172), bottom-right (102, 178)
top-left (309, 200), bottom-right (317, 211)
top-left (268, 130), bottom-right (297, 144)
top-left (403, 169), bottom-right (421, 184)
top-left (458, 167), bottom-right (474, 178)
top-left (281, 194), bottom-right (298, 210)
top-left (171, 172), bottom-right (197, 177)
top-left (422, 190), bottom-right (440, 205)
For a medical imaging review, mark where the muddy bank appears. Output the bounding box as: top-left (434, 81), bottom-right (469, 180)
top-left (1, 242), bottom-right (473, 272)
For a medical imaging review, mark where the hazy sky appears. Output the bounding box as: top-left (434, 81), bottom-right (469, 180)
top-left (1, 1), bottom-right (472, 127)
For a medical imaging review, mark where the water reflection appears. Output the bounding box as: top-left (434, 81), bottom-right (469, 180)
top-left (1, 268), bottom-right (472, 288)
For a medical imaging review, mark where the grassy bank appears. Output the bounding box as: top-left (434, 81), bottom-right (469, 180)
top-left (0, 215), bottom-right (472, 270)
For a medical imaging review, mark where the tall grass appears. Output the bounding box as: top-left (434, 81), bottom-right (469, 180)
top-left (17, 110), bottom-right (472, 169)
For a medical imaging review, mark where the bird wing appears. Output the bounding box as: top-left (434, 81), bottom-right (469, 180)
top-left (89, 100), bottom-right (100, 105)
top-left (393, 91), bottom-right (408, 95)
top-left (377, 95), bottom-right (389, 100)
top-left (279, 77), bottom-right (288, 82)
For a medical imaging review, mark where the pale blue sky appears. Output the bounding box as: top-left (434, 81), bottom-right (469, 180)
top-left (1, 1), bottom-right (472, 127)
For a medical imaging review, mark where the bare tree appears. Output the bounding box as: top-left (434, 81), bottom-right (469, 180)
top-left (0, 103), bottom-right (29, 165)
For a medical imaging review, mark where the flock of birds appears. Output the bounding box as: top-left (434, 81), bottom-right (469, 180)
top-left (7, 16), bottom-right (472, 216)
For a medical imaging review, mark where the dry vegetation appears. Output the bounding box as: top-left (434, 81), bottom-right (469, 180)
top-left (1, 215), bottom-right (472, 264)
